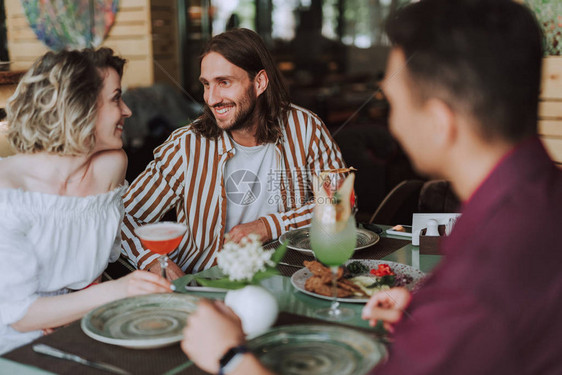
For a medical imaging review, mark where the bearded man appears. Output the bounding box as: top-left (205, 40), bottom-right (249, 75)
top-left (121, 28), bottom-right (345, 278)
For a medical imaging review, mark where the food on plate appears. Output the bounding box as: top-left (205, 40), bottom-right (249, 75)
top-left (303, 260), bottom-right (416, 298)
top-left (306, 259), bottom-right (343, 280)
top-left (346, 261), bottom-right (369, 276)
top-left (349, 275), bottom-right (391, 296)
top-left (391, 224), bottom-right (406, 232)
top-left (370, 264), bottom-right (394, 277)
top-left (303, 261), bottom-right (366, 298)
top-left (392, 273), bottom-right (415, 288)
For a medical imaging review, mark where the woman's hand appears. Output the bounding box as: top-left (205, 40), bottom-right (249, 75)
top-left (149, 260), bottom-right (185, 281)
top-left (113, 270), bottom-right (172, 298)
top-left (362, 287), bottom-right (412, 332)
top-left (181, 299), bottom-right (246, 374)
top-left (12, 271), bottom-right (171, 333)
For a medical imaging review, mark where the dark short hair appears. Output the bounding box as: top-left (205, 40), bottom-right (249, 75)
top-left (7, 47), bottom-right (126, 154)
top-left (385, 0), bottom-right (543, 142)
top-left (193, 28), bottom-right (290, 143)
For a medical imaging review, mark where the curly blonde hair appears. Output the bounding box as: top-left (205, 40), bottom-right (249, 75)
top-left (6, 48), bottom-right (126, 155)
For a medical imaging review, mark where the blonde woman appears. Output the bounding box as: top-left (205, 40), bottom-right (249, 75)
top-left (0, 48), bottom-right (171, 354)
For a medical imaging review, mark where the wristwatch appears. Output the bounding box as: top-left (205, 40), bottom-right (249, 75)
top-left (218, 344), bottom-right (249, 375)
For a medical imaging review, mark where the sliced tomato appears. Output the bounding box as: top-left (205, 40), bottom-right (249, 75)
top-left (370, 264), bottom-right (395, 277)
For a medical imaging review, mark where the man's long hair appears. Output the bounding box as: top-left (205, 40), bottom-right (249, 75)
top-left (193, 28), bottom-right (291, 143)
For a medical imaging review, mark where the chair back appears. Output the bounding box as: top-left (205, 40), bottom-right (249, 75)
top-left (369, 179), bottom-right (425, 225)
top-left (418, 180), bottom-right (460, 213)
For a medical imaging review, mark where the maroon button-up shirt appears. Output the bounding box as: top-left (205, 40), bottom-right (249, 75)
top-left (372, 138), bottom-right (562, 375)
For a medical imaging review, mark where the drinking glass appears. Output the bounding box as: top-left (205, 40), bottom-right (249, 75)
top-left (134, 222), bottom-right (187, 280)
top-left (310, 168), bottom-right (357, 321)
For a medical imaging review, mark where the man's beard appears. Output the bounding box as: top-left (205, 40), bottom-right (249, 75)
top-left (212, 86), bottom-right (258, 132)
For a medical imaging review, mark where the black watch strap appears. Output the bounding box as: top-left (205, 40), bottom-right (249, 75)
top-left (218, 344), bottom-right (249, 375)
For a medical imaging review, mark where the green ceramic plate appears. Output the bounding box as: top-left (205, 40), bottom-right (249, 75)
top-left (81, 293), bottom-right (198, 349)
top-left (248, 324), bottom-right (387, 375)
top-left (279, 227), bottom-right (380, 256)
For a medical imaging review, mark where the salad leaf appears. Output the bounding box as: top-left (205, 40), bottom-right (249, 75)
top-left (367, 275), bottom-right (396, 289)
top-left (346, 261), bottom-right (369, 276)
top-left (380, 275), bottom-right (396, 286)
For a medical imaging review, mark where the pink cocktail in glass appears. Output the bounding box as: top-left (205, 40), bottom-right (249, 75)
top-left (134, 222), bottom-right (187, 279)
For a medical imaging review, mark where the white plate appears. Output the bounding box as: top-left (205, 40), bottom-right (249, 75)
top-left (279, 227), bottom-right (380, 256)
top-left (290, 259), bottom-right (425, 303)
top-left (81, 293), bottom-right (199, 349)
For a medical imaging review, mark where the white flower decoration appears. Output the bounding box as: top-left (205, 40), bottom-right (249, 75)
top-left (217, 234), bottom-right (275, 282)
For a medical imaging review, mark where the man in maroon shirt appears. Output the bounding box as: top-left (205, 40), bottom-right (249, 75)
top-left (180, 1), bottom-right (562, 374)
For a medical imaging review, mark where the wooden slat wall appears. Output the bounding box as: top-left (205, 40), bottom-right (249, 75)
top-left (4, 0), bottom-right (180, 89)
top-left (539, 56), bottom-right (562, 165)
top-left (4, 0), bottom-right (48, 65)
top-left (104, 0), bottom-right (153, 88)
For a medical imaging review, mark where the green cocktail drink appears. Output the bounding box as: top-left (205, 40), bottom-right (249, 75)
top-left (310, 216), bottom-right (357, 267)
top-left (310, 168), bottom-right (357, 321)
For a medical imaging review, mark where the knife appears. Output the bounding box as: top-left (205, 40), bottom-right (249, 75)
top-left (32, 344), bottom-right (131, 375)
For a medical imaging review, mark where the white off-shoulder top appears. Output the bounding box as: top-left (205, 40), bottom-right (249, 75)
top-left (0, 185), bottom-right (127, 354)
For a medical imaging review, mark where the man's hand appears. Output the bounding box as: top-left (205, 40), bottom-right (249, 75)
top-left (227, 219), bottom-right (270, 243)
top-left (148, 259), bottom-right (185, 281)
top-left (182, 299), bottom-right (246, 374)
top-left (362, 287), bottom-right (412, 332)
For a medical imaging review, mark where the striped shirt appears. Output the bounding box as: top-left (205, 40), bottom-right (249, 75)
top-left (121, 104), bottom-right (345, 273)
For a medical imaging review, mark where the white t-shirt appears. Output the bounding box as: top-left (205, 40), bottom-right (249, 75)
top-left (224, 140), bottom-right (279, 233)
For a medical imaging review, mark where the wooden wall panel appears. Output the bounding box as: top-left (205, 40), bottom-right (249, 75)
top-left (5, 0), bottom-right (47, 68)
top-left (539, 57), bottom-right (562, 164)
top-left (540, 56), bottom-right (562, 100)
top-left (4, 0), bottom-right (179, 89)
top-left (7, 41), bottom-right (48, 59)
top-left (108, 24), bottom-right (149, 37)
top-left (539, 101), bottom-right (562, 119)
top-left (539, 120), bottom-right (562, 137)
top-left (120, 0), bottom-right (146, 8)
top-left (542, 138), bottom-right (562, 163)
top-left (114, 9), bottom-right (147, 23)
top-left (123, 58), bottom-right (153, 88)
top-left (104, 38), bottom-right (150, 57)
